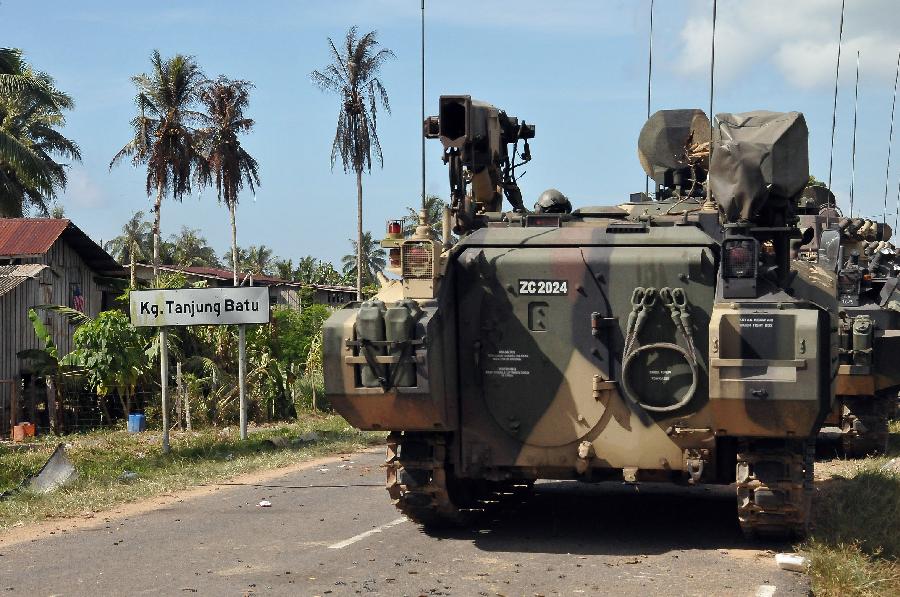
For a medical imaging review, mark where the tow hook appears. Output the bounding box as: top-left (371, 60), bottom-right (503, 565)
top-left (575, 441), bottom-right (594, 474)
top-left (684, 449), bottom-right (705, 484)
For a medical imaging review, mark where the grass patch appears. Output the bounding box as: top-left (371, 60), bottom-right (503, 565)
top-left (0, 413), bottom-right (385, 532)
top-left (804, 425), bottom-right (900, 596)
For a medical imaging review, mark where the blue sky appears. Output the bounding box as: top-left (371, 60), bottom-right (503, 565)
top-left (4, 0), bottom-right (900, 265)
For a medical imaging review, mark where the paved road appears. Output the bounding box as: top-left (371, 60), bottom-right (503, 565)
top-left (1, 449), bottom-right (808, 596)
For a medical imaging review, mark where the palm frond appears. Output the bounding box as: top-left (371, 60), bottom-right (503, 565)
top-left (33, 304), bottom-right (93, 326)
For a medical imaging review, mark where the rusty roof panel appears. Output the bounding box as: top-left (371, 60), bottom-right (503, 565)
top-left (0, 218), bottom-right (69, 256)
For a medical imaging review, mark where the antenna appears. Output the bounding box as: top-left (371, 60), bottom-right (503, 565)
top-left (849, 50), bottom-right (860, 218)
top-left (896, 166), bottom-right (900, 234)
top-left (420, 0), bottom-right (426, 212)
top-left (645, 0), bottom-right (654, 198)
top-left (703, 0), bottom-right (717, 209)
top-left (827, 0), bottom-right (846, 195)
top-left (884, 50), bottom-right (900, 226)
top-left (708, 0), bottom-right (717, 139)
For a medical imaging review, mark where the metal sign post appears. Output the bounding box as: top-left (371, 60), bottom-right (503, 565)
top-left (130, 287), bottom-right (270, 448)
top-left (238, 324), bottom-right (247, 440)
top-left (160, 327), bottom-right (169, 453)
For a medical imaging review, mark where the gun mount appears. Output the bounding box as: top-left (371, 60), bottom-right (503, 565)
top-left (424, 95), bottom-right (534, 233)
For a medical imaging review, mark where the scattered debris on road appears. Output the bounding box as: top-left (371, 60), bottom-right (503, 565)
top-left (775, 553), bottom-right (809, 572)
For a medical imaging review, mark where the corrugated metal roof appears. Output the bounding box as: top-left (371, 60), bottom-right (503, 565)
top-left (0, 218), bottom-right (124, 276)
top-left (133, 263), bottom-right (356, 292)
top-left (10, 263), bottom-right (47, 278)
top-left (0, 263), bottom-right (45, 297)
top-left (0, 218), bottom-right (69, 256)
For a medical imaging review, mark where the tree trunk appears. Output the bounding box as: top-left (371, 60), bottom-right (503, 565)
top-left (153, 181), bottom-right (163, 282)
top-left (356, 170), bottom-right (363, 301)
top-left (130, 240), bottom-right (137, 289)
top-left (230, 201), bottom-right (239, 287)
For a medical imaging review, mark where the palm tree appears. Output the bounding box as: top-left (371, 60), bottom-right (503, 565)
top-left (110, 50), bottom-right (205, 280)
top-left (293, 255), bottom-right (319, 284)
top-left (105, 210), bottom-right (152, 288)
top-left (243, 244), bottom-right (273, 277)
top-left (194, 76), bottom-right (260, 286)
top-left (170, 226), bottom-right (220, 268)
top-left (0, 49), bottom-right (81, 217)
top-left (314, 261), bottom-right (345, 286)
top-left (403, 194), bottom-right (448, 238)
top-left (274, 258), bottom-right (293, 281)
top-left (341, 231), bottom-right (386, 288)
top-left (311, 27), bottom-right (394, 300)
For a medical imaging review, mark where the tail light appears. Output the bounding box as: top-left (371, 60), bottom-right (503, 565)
top-left (386, 220), bottom-right (403, 239)
top-left (402, 241), bottom-right (434, 278)
top-left (723, 238), bottom-right (758, 279)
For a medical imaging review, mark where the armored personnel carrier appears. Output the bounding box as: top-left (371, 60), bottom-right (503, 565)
top-left (324, 99), bottom-right (838, 538)
top-left (795, 187), bottom-right (900, 455)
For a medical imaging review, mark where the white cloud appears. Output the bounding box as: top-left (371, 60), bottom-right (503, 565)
top-left (676, 0), bottom-right (900, 89)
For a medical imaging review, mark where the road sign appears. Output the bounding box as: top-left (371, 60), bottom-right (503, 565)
top-left (129, 287), bottom-right (270, 327)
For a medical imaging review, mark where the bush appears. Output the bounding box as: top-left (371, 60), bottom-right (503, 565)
top-left (269, 304), bottom-right (329, 365)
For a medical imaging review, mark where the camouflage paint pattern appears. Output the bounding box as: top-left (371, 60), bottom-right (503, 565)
top-left (324, 207), bottom-right (835, 483)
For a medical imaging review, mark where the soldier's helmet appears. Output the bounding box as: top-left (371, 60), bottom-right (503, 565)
top-left (534, 189), bottom-right (572, 214)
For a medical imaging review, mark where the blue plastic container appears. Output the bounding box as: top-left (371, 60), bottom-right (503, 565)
top-left (127, 413), bottom-right (146, 433)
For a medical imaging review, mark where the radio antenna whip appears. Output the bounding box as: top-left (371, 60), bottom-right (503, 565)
top-left (420, 0), bottom-right (426, 212)
top-left (849, 50), bottom-right (860, 218)
top-left (827, 0), bottom-right (846, 197)
top-left (896, 165), bottom-right (900, 234)
top-left (702, 0), bottom-right (718, 210)
top-left (645, 0), bottom-right (654, 199)
top-left (884, 50), bottom-right (900, 226)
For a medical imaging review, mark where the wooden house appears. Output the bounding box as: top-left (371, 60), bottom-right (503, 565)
top-left (0, 219), bottom-right (124, 434)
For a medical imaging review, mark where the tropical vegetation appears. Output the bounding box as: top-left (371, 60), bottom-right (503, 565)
top-left (341, 230), bottom-right (386, 287)
top-left (194, 76), bottom-right (260, 286)
top-left (0, 48), bottom-right (81, 217)
top-left (311, 27), bottom-right (394, 299)
top-left (110, 50), bottom-right (205, 279)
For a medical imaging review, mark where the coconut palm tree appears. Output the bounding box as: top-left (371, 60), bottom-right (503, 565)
top-left (194, 76), bottom-right (260, 286)
top-left (244, 244), bottom-right (274, 277)
top-left (110, 50), bottom-right (205, 280)
top-left (1, 48), bottom-right (51, 96)
top-left (293, 255), bottom-right (319, 284)
top-left (341, 231), bottom-right (386, 288)
top-left (311, 27), bottom-right (394, 300)
top-left (273, 258), bottom-right (293, 281)
top-left (0, 49), bottom-right (81, 217)
top-left (403, 194), bottom-right (449, 238)
top-left (105, 210), bottom-right (153, 288)
top-left (170, 226), bottom-right (220, 268)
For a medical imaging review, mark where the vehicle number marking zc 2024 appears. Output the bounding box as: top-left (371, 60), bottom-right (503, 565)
top-left (518, 279), bottom-right (568, 295)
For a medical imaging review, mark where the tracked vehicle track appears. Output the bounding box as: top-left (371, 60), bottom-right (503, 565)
top-left (840, 394), bottom-right (893, 457)
top-left (736, 440), bottom-right (814, 539)
top-left (385, 432), bottom-right (532, 528)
